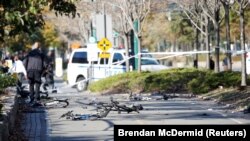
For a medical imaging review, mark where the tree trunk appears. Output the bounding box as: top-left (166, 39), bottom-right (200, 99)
top-left (200, 15), bottom-right (204, 52)
top-left (205, 15), bottom-right (211, 69)
top-left (137, 20), bottom-right (141, 73)
top-left (214, 3), bottom-right (220, 73)
top-left (223, 3), bottom-right (232, 71)
top-left (194, 27), bottom-right (199, 68)
top-left (240, 8), bottom-right (247, 86)
top-left (214, 23), bottom-right (220, 72)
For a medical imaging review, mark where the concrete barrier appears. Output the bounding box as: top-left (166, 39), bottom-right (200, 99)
top-left (0, 87), bottom-right (18, 141)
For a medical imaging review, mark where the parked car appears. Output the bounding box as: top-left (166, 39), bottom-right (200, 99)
top-left (141, 58), bottom-right (169, 71)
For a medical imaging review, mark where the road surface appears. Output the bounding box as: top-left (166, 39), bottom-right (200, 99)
top-left (44, 78), bottom-right (250, 141)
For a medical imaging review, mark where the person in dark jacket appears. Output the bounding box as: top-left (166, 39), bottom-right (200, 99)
top-left (23, 42), bottom-right (46, 106)
top-left (209, 56), bottom-right (215, 70)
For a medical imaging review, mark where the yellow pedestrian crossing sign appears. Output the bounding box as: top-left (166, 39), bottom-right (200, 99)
top-left (97, 38), bottom-right (112, 52)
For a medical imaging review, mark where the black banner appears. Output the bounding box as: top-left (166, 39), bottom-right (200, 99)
top-left (114, 125), bottom-right (250, 141)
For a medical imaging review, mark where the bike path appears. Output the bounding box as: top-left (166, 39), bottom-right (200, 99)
top-left (21, 105), bottom-right (49, 141)
top-left (20, 76), bottom-right (65, 141)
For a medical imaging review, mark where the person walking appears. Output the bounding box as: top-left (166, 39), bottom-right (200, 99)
top-left (23, 42), bottom-right (47, 106)
top-left (209, 56), bottom-right (215, 70)
top-left (9, 55), bottom-right (27, 87)
top-left (222, 56), bottom-right (229, 71)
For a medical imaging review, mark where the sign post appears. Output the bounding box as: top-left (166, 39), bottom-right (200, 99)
top-left (133, 20), bottom-right (139, 70)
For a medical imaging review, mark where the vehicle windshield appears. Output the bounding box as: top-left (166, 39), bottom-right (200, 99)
top-left (141, 58), bottom-right (159, 65)
top-left (141, 51), bottom-right (153, 58)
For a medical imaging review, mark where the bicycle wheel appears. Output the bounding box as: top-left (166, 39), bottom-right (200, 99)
top-left (44, 100), bottom-right (68, 108)
top-left (58, 100), bottom-right (69, 108)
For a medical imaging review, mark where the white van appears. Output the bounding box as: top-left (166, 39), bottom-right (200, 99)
top-left (67, 47), bottom-right (169, 91)
top-left (67, 48), bottom-right (127, 91)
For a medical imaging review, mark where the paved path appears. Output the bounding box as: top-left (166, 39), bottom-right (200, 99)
top-left (19, 78), bottom-right (64, 141)
top-left (21, 106), bottom-right (48, 141)
top-left (19, 76), bottom-right (250, 141)
top-left (46, 94), bottom-right (250, 141)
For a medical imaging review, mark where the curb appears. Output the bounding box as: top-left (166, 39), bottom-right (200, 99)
top-left (0, 87), bottom-right (18, 141)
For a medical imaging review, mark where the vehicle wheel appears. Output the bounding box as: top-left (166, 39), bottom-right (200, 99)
top-left (76, 77), bottom-right (87, 92)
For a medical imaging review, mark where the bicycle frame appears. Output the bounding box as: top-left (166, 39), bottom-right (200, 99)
top-left (110, 99), bottom-right (143, 114)
top-left (59, 107), bottom-right (111, 120)
top-left (89, 98), bottom-right (144, 114)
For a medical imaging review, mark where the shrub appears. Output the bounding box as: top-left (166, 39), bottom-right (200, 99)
top-left (89, 71), bottom-right (144, 93)
top-left (0, 73), bottom-right (17, 93)
top-left (221, 71), bottom-right (241, 87)
top-left (187, 78), bottom-right (210, 94)
top-left (144, 68), bottom-right (208, 93)
top-left (187, 71), bottom-right (242, 94)
top-left (89, 68), bottom-right (244, 95)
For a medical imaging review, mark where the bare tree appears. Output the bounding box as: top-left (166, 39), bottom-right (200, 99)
top-left (118, 9), bottom-right (132, 72)
top-left (113, 0), bottom-right (152, 72)
top-left (234, 0), bottom-right (249, 86)
top-left (77, 16), bottom-right (90, 44)
top-left (76, 0), bottom-right (97, 45)
top-left (120, 0), bottom-right (167, 71)
top-left (176, 0), bottom-right (212, 69)
top-left (220, 0), bottom-right (234, 71)
top-left (45, 0), bottom-right (101, 46)
top-left (200, 0), bottom-right (223, 73)
top-left (108, 0), bottom-right (134, 72)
